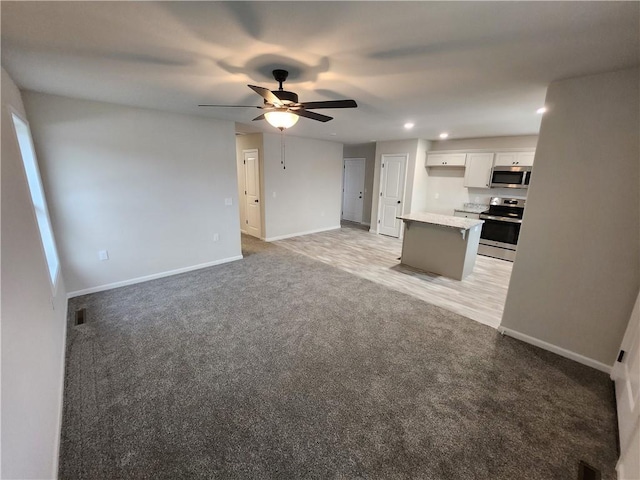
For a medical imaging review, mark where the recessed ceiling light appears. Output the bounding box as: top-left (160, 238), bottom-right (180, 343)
top-left (439, 132), bottom-right (449, 139)
top-left (536, 107), bottom-right (547, 114)
top-left (329, 133), bottom-right (337, 136)
top-left (404, 123), bottom-right (414, 129)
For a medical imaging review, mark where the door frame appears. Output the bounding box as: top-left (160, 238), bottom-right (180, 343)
top-left (342, 157), bottom-right (366, 224)
top-left (612, 289), bottom-right (640, 478)
top-left (241, 148), bottom-right (262, 239)
top-left (376, 153), bottom-right (409, 237)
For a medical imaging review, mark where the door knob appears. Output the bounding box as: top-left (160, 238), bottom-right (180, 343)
top-left (359, 196), bottom-right (362, 199)
top-left (254, 199), bottom-right (259, 203)
top-left (397, 201), bottom-right (401, 204)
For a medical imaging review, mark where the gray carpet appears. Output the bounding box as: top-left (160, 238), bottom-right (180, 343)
top-left (60, 235), bottom-right (618, 479)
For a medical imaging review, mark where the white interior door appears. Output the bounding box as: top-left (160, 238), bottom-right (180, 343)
top-left (378, 154), bottom-right (407, 237)
top-left (243, 149), bottom-right (261, 238)
top-left (342, 158), bottom-right (365, 223)
top-left (612, 289), bottom-right (640, 479)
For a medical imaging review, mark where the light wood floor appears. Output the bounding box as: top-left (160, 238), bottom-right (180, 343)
top-left (275, 223), bottom-right (513, 328)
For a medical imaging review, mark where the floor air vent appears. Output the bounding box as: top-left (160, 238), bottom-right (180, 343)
top-left (75, 308), bottom-right (86, 326)
top-left (578, 461), bottom-right (601, 480)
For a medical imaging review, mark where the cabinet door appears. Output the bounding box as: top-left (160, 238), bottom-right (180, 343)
top-left (516, 152), bottom-right (535, 166)
top-left (494, 151), bottom-right (535, 166)
top-left (454, 211), bottom-right (480, 219)
top-left (463, 153), bottom-right (494, 188)
top-left (426, 153), bottom-right (466, 167)
top-left (494, 152), bottom-right (518, 166)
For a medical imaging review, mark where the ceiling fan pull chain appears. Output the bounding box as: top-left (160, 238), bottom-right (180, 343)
top-left (281, 130), bottom-right (286, 170)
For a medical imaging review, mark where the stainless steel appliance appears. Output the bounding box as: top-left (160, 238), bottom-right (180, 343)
top-left (490, 166), bottom-right (531, 189)
top-left (478, 197), bottom-right (525, 262)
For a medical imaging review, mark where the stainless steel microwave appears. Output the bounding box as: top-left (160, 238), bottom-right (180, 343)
top-left (490, 166), bottom-right (531, 189)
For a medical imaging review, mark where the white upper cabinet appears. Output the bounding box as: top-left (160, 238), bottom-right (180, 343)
top-left (426, 153), bottom-right (466, 167)
top-left (494, 151), bottom-right (535, 167)
top-left (463, 153), bottom-right (494, 188)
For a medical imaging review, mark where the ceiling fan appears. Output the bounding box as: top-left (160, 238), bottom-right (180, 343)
top-left (199, 69), bottom-right (357, 130)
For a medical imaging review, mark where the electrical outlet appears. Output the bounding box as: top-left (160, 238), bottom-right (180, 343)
top-left (98, 250), bottom-right (109, 261)
top-left (224, 198), bottom-right (232, 206)
top-left (213, 233), bottom-right (219, 242)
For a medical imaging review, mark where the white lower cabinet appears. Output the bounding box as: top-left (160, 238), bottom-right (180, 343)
top-left (463, 153), bottom-right (494, 188)
top-left (453, 211), bottom-right (480, 219)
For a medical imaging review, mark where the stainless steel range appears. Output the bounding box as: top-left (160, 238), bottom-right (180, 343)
top-left (478, 197), bottom-right (525, 262)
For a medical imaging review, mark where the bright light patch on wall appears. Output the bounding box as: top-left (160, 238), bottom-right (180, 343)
top-left (536, 107), bottom-right (547, 114)
top-left (439, 132), bottom-right (449, 139)
top-left (11, 112), bottom-right (60, 288)
top-left (404, 123), bottom-right (414, 129)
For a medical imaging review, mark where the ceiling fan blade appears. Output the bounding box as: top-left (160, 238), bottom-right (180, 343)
top-left (293, 110), bottom-right (333, 123)
top-left (248, 85), bottom-right (282, 105)
top-left (298, 99), bottom-right (357, 109)
top-left (198, 104), bottom-right (261, 107)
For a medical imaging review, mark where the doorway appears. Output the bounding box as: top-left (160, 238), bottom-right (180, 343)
top-left (342, 158), bottom-right (366, 224)
top-left (241, 149), bottom-right (261, 238)
top-left (612, 290), bottom-right (640, 478)
top-left (378, 154), bottom-right (407, 237)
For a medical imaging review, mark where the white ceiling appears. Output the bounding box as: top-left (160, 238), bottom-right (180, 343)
top-left (2, 1), bottom-right (638, 145)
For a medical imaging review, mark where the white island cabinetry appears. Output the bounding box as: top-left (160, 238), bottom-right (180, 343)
top-left (397, 212), bottom-right (484, 280)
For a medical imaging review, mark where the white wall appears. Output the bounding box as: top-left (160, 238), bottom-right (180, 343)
top-left (501, 68), bottom-right (640, 368)
top-left (430, 135), bottom-right (538, 152)
top-left (236, 133), bottom-right (264, 236)
top-left (343, 142), bottom-right (376, 225)
top-left (261, 133), bottom-right (343, 240)
top-left (409, 139), bottom-right (431, 213)
top-left (22, 92), bottom-right (242, 295)
top-left (1, 68), bottom-right (68, 479)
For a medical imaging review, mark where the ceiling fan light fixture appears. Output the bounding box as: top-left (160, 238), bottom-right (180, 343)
top-left (265, 110), bottom-right (299, 130)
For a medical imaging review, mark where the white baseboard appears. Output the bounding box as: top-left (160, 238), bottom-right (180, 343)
top-left (53, 298), bottom-right (69, 480)
top-left (369, 228), bottom-right (377, 234)
top-left (499, 327), bottom-right (611, 374)
top-left (264, 225), bottom-right (341, 242)
top-left (67, 255), bottom-right (244, 298)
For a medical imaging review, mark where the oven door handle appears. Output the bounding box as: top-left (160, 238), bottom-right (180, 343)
top-left (479, 214), bottom-right (523, 224)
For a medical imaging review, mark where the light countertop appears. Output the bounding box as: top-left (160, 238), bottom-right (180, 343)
top-left (397, 212), bottom-right (484, 230)
top-left (454, 203), bottom-right (489, 214)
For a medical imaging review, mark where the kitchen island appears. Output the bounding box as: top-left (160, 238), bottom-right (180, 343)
top-left (397, 212), bottom-right (484, 280)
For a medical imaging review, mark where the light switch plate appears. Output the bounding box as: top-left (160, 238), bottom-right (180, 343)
top-left (98, 250), bottom-right (109, 261)
top-left (224, 198), bottom-right (232, 206)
